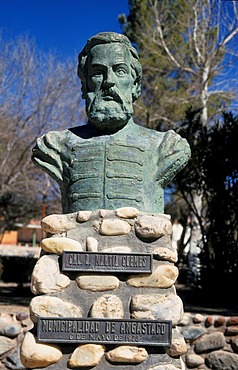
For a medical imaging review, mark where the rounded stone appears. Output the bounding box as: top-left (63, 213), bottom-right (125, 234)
top-left (41, 214), bottom-right (76, 233)
top-left (186, 353), bottom-right (204, 367)
top-left (182, 326), bottom-right (206, 342)
top-left (225, 326), bottom-right (238, 336)
top-left (31, 254), bottom-right (70, 294)
top-left (166, 330), bottom-right (187, 357)
top-left (100, 219), bottom-right (131, 236)
top-left (76, 211), bottom-right (92, 222)
top-left (76, 275), bottom-right (119, 291)
top-left (20, 332), bottom-right (62, 368)
top-left (68, 344), bottom-right (105, 368)
top-left (127, 264), bottom-right (178, 288)
top-left (86, 237), bottom-right (98, 252)
top-left (214, 316), bottom-right (225, 327)
top-left (206, 350), bottom-right (238, 370)
top-left (194, 332), bottom-right (226, 353)
top-left (135, 215), bottom-right (172, 240)
top-left (4, 324), bottom-right (21, 338)
top-left (0, 314), bottom-right (21, 332)
top-left (153, 247), bottom-right (178, 263)
top-left (29, 296), bottom-right (83, 323)
top-left (105, 346), bottom-right (148, 363)
top-left (227, 316), bottom-right (238, 326)
top-left (41, 237), bottom-right (83, 254)
top-left (115, 207), bottom-right (140, 218)
top-left (90, 295), bottom-right (124, 318)
top-left (205, 316), bottom-right (213, 327)
top-left (131, 294), bottom-right (183, 325)
top-left (0, 336), bottom-right (15, 356)
top-left (193, 314), bottom-right (204, 323)
top-left (16, 312), bottom-right (29, 321)
top-left (178, 312), bottom-right (192, 326)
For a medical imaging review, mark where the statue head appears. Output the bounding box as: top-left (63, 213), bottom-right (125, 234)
top-left (77, 32), bottom-right (142, 132)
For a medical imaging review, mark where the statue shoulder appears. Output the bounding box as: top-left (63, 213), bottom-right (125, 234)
top-left (155, 129), bottom-right (191, 187)
top-left (160, 129), bottom-right (191, 154)
top-left (132, 125), bottom-right (190, 154)
top-left (35, 129), bottom-right (70, 152)
top-left (32, 129), bottom-right (71, 184)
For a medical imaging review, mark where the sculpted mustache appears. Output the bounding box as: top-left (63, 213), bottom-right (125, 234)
top-left (87, 89), bottom-right (131, 114)
top-left (101, 89), bottom-right (123, 103)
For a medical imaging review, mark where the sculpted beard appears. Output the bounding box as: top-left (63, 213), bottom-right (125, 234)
top-left (86, 88), bottom-right (133, 130)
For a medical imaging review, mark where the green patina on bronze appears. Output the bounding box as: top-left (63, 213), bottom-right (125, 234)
top-left (32, 32), bottom-right (191, 214)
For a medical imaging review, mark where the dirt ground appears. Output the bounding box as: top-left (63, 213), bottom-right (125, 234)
top-left (0, 282), bottom-right (237, 316)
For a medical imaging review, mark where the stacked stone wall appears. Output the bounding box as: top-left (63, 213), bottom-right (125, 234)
top-left (1, 208), bottom-right (237, 370)
top-left (0, 312), bottom-right (33, 369)
top-left (1, 311), bottom-right (238, 369)
top-left (20, 208), bottom-right (186, 369)
top-left (178, 312), bottom-right (238, 369)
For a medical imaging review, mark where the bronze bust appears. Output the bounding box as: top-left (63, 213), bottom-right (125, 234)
top-left (32, 32), bottom-right (191, 214)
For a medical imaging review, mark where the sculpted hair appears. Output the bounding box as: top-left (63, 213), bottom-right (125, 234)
top-left (77, 32), bottom-right (142, 101)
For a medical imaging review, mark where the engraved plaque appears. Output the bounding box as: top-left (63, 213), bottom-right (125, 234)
top-left (62, 252), bottom-right (152, 273)
top-left (37, 318), bottom-right (172, 346)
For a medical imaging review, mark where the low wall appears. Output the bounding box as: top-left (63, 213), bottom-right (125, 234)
top-left (0, 311), bottom-right (33, 370)
top-left (178, 312), bottom-right (238, 369)
top-left (1, 310), bottom-right (238, 369)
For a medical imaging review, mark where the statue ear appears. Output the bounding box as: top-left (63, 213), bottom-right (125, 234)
top-left (132, 78), bottom-right (142, 102)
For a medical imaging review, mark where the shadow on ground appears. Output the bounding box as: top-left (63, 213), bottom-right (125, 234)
top-left (176, 284), bottom-right (238, 316)
top-left (0, 283), bottom-right (33, 307)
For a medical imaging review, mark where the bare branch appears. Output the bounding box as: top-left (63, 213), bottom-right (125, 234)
top-left (0, 34), bottom-right (83, 233)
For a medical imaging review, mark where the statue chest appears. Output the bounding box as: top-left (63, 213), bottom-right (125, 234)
top-left (63, 139), bottom-right (158, 212)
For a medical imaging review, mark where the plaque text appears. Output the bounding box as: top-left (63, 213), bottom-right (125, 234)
top-left (62, 252), bottom-right (152, 273)
top-left (37, 318), bottom-right (172, 346)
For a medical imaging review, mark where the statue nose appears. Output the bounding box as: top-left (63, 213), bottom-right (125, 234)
top-left (104, 69), bottom-right (115, 88)
top-left (104, 80), bottom-right (115, 88)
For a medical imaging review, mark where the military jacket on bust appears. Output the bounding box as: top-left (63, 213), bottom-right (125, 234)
top-left (32, 121), bottom-right (190, 214)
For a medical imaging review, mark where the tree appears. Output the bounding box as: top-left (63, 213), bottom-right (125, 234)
top-left (120, 0), bottom-right (238, 130)
top-left (120, 0), bottom-right (238, 287)
top-left (174, 111), bottom-right (238, 292)
top-left (0, 34), bottom-right (84, 236)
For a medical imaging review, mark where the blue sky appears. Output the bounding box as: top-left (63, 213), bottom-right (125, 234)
top-left (0, 0), bottom-right (129, 58)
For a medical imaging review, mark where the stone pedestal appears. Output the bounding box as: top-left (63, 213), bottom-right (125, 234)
top-left (20, 208), bottom-right (187, 369)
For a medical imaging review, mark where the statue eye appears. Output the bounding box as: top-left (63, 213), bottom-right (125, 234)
top-left (90, 70), bottom-right (102, 77)
top-left (89, 67), bottom-right (104, 77)
top-left (115, 67), bottom-right (128, 76)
